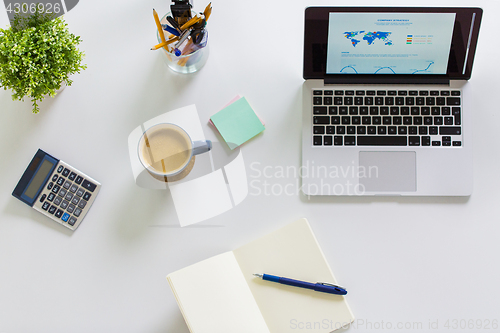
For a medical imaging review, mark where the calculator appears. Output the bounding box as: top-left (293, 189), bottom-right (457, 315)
top-left (12, 149), bottom-right (101, 231)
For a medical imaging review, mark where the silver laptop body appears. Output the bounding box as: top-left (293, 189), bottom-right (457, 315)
top-left (301, 7), bottom-right (482, 196)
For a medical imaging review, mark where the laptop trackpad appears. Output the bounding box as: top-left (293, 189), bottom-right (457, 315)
top-left (359, 151), bottom-right (416, 192)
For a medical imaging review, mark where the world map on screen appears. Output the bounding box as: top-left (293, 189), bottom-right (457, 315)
top-left (344, 31), bottom-right (393, 47)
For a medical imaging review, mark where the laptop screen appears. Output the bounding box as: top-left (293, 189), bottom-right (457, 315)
top-left (303, 7), bottom-right (482, 82)
top-left (326, 13), bottom-right (456, 75)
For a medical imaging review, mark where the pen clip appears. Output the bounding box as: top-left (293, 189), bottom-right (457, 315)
top-left (317, 282), bottom-right (345, 289)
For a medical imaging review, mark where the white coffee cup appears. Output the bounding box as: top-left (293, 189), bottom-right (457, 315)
top-left (138, 123), bottom-right (211, 178)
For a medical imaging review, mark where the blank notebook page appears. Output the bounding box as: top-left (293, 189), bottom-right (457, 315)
top-left (233, 218), bottom-right (355, 333)
top-left (167, 252), bottom-right (270, 333)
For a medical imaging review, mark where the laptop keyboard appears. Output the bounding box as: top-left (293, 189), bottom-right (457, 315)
top-left (312, 89), bottom-right (462, 147)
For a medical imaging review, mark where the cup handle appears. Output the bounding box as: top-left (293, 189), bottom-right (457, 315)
top-left (192, 140), bottom-right (212, 156)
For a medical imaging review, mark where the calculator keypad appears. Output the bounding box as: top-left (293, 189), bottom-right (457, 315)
top-left (68, 216), bottom-right (77, 226)
top-left (71, 196), bottom-right (80, 205)
top-left (74, 208), bottom-right (82, 217)
top-left (82, 179), bottom-right (97, 192)
top-left (33, 161), bottom-right (100, 231)
top-left (61, 200), bottom-right (69, 210)
top-left (65, 192), bottom-right (73, 201)
top-left (62, 213), bottom-right (70, 222)
top-left (53, 196), bottom-right (62, 206)
top-left (52, 185), bottom-right (60, 194)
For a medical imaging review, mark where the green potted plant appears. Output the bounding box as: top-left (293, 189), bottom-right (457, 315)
top-left (0, 10), bottom-right (86, 113)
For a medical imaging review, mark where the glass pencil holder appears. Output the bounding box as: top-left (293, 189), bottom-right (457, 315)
top-left (156, 12), bottom-right (209, 74)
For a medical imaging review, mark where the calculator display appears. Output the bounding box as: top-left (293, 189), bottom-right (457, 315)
top-left (24, 160), bottom-right (54, 199)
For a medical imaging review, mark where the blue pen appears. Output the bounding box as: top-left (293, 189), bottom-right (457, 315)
top-left (253, 273), bottom-right (347, 295)
top-left (161, 24), bottom-right (180, 37)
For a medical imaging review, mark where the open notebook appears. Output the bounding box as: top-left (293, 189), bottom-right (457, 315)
top-left (167, 219), bottom-right (355, 332)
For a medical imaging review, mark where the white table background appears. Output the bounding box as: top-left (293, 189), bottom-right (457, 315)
top-left (1, 0), bottom-right (499, 332)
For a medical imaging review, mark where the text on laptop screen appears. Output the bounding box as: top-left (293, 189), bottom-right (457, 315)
top-left (326, 13), bottom-right (456, 75)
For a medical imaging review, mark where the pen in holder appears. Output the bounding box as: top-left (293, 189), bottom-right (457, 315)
top-left (155, 11), bottom-right (209, 74)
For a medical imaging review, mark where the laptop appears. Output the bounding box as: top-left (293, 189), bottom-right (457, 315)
top-left (301, 7), bottom-right (482, 196)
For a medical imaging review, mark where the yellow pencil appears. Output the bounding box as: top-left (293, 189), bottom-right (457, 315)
top-left (153, 9), bottom-right (166, 44)
top-left (180, 14), bottom-right (203, 31)
top-left (151, 36), bottom-right (179, 50)
top-left (203, 2), bottom-right (212, 21)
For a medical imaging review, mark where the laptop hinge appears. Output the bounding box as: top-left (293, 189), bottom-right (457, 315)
top-left (324, 77), bottom-right (450, 85)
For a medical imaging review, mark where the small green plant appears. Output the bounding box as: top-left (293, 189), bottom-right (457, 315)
top-left (0, 10), bottom-right (86, 113)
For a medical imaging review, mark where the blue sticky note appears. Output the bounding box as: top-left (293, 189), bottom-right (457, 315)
top-left (210, 97), bottom-right (265, 150)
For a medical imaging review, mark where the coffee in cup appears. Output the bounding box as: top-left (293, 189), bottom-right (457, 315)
top-left (138, 123), bottom-right (211, 179)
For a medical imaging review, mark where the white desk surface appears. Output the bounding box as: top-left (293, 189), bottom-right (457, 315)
top-left (1, 0), bottom-right (499, 332)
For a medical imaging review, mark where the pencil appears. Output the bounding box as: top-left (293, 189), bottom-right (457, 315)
top-left (203, 2), bottom-right (212, 21)
top-left (151, 36), bottom-right (179, 50)
top-left (180, 14), bottom-right (203, 31)
top-left (164, 33), bottom-right (178, 53)
top-left (153, 9), bottom-right (166, 44)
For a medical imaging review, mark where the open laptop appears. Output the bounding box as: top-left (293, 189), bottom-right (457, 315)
top-left (301, 7), bottom-right (482, 196)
